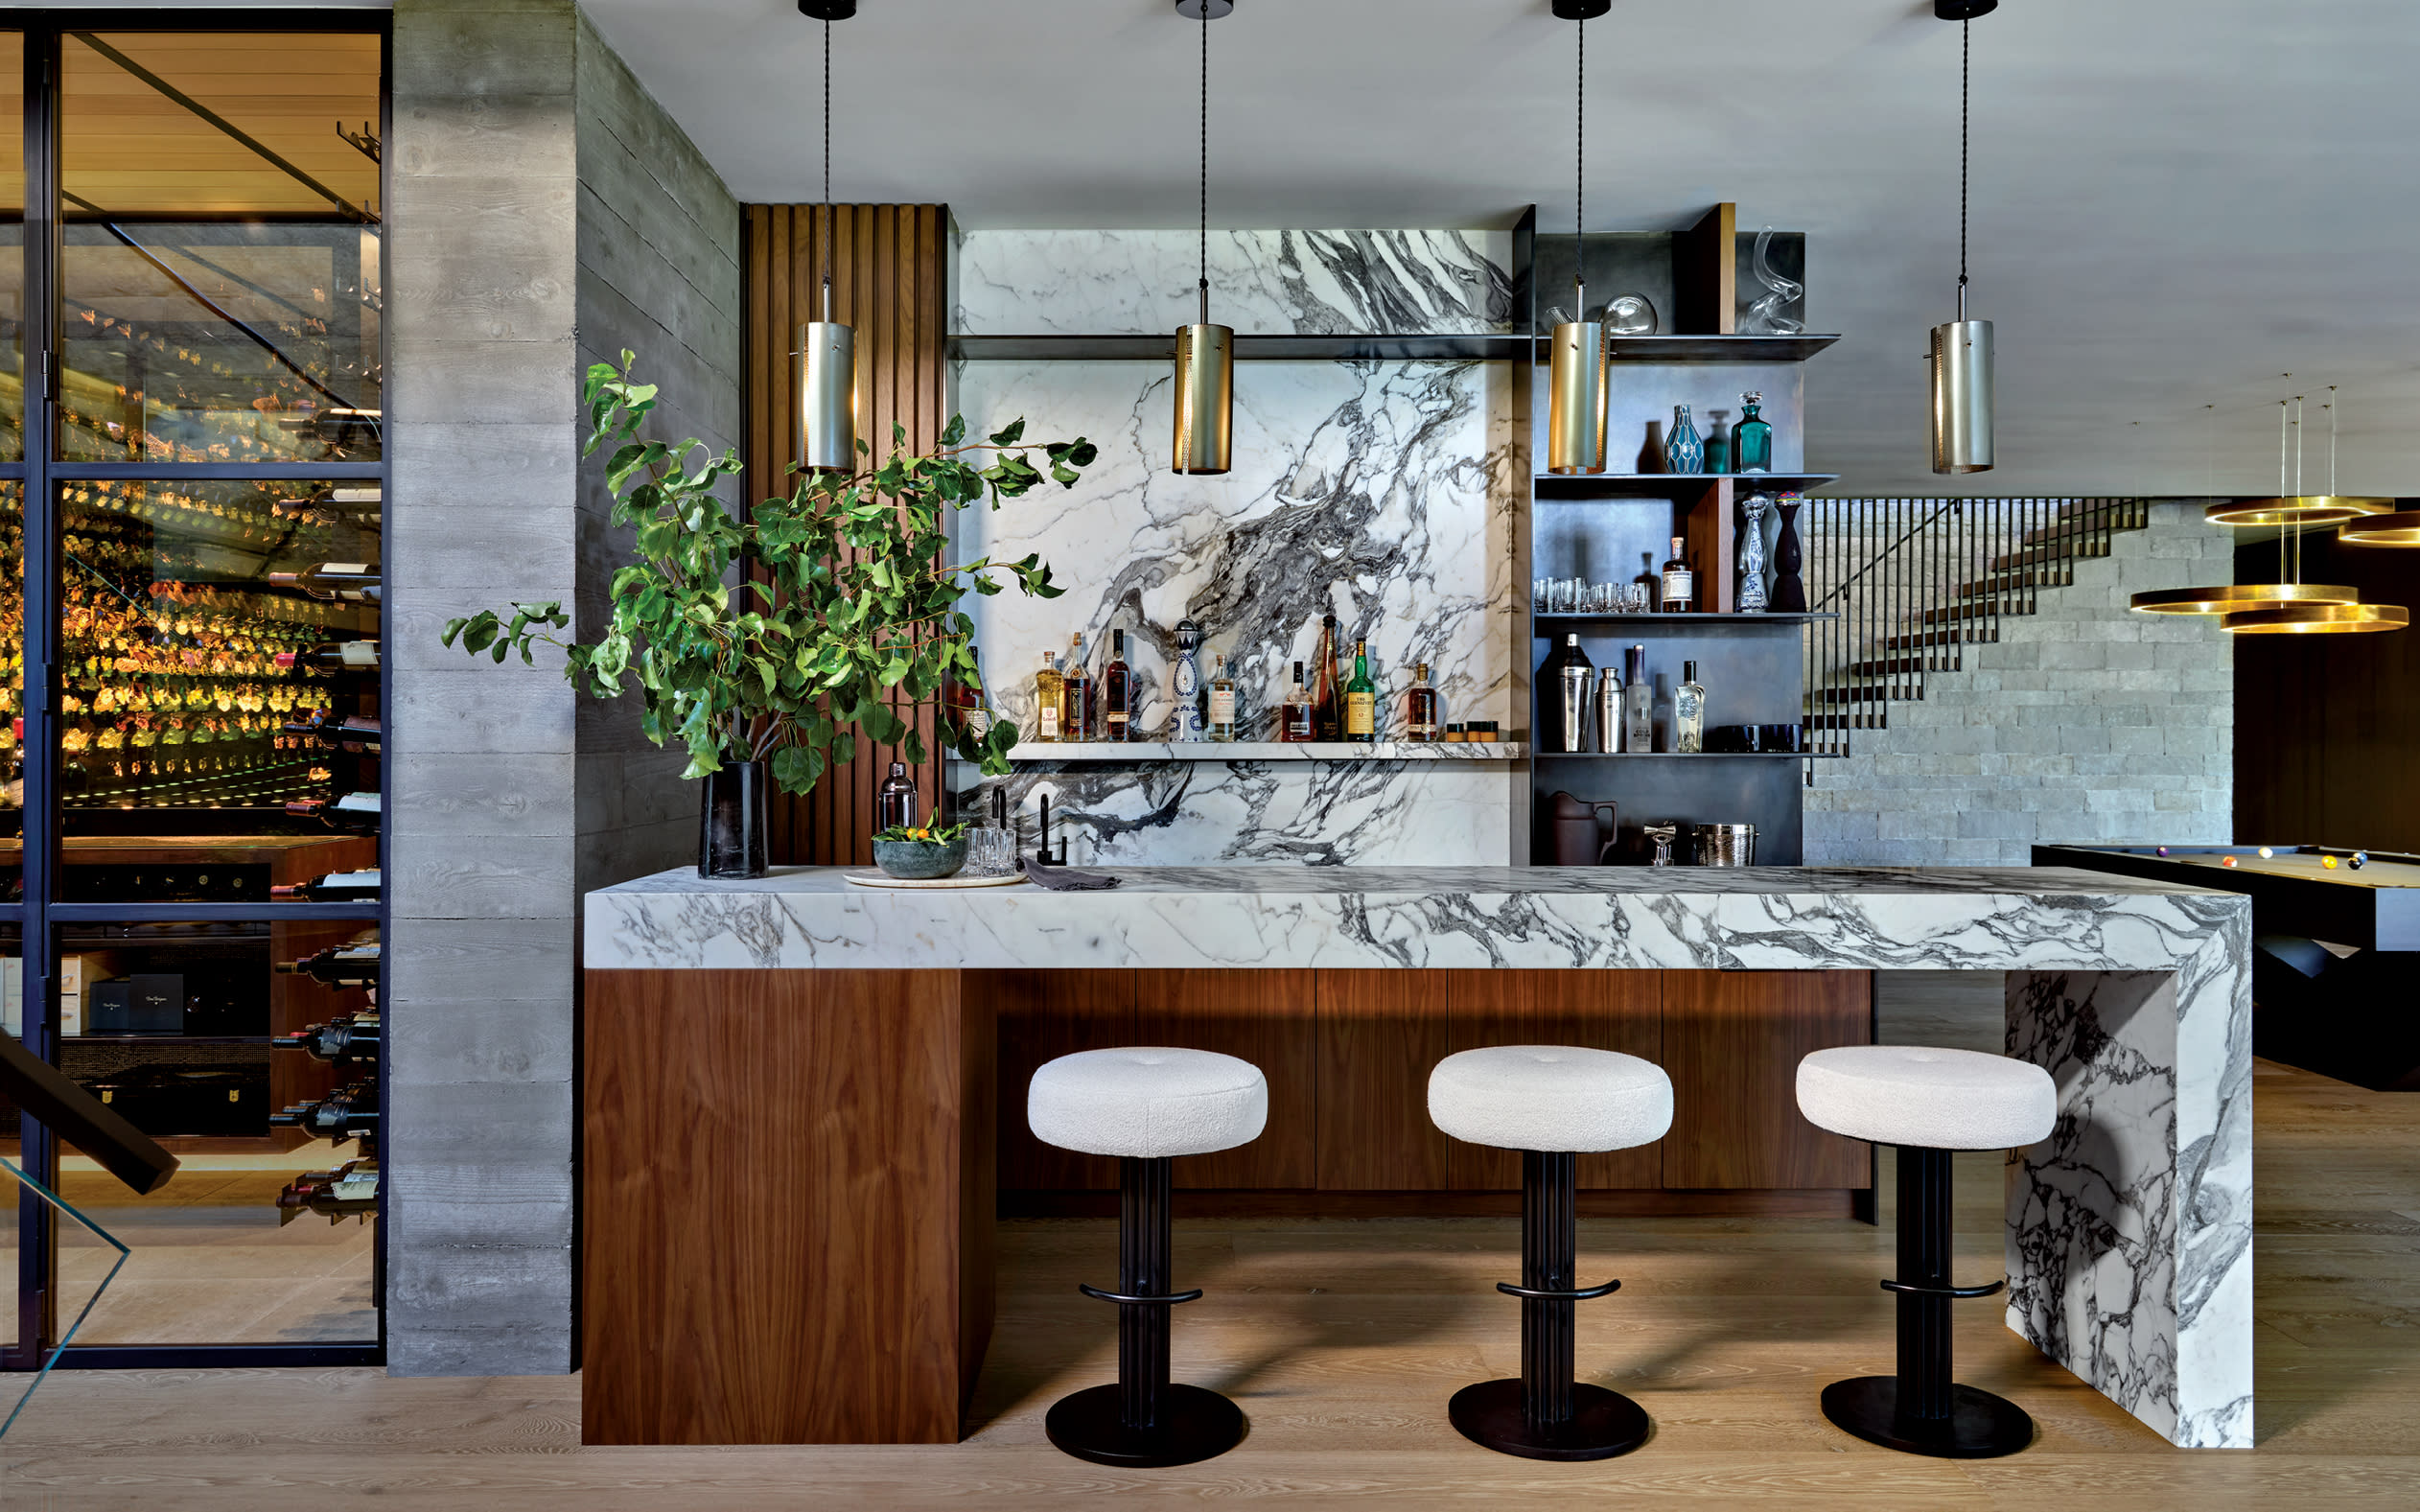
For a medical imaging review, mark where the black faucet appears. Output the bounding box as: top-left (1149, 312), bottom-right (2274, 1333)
top-left (1034, 793), bottom-right (1067, 867)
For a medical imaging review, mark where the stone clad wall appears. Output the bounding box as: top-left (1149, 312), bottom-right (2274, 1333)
top-left (386, 0), bottom-right (736, 1375)
top-left (1805, 501), bottom-right (2234, 866)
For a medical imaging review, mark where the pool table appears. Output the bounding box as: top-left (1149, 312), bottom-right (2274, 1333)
top-left (2036, 844), bottom-right (2420, 1089)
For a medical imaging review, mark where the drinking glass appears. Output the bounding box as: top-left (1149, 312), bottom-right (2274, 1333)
top-left (965, 826), bottom-right (1019, 877)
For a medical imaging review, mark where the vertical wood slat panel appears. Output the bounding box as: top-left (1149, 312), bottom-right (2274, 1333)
top-left (743, 202), bottom-right (952, 865)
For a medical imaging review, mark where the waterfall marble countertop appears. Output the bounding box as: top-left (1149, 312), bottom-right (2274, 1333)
top-left (585, 864), bottom-right (2247, 976)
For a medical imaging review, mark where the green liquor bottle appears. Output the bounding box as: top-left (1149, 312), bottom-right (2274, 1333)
top-left (1345, 639), bottom-right (1378, 738)
top-left (1734, 391), bottom-right (1774, 475)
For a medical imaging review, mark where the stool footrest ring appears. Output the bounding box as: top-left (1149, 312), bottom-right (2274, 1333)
top-left (1078, 1282), bottom-right (1204, 1307)
top-left (1880, 1277), bottom-right (2005, 1300)
top-left (1495, 1277), bottom-right (1621, 1302)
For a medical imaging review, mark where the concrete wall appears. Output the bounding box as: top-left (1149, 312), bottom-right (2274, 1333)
top-left (386, 0), bottom-right (736, 1375)
top-left (1804, 502), bottom-right (2235, 867)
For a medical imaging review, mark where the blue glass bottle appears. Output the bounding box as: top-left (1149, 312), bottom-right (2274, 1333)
top-left (1734, 391), bottom-right (1774, 474)
top-left (1664, 404), bottom-right (1704, 475)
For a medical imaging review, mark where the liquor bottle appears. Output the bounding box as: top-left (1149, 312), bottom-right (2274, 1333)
top-left (1622, 645), bottom-right (1654, 754)
top-left (1676, 660), bottom-right (1707, 754)
top-left (1705, 411), bottom-right (1732, 475)
top-left (1208, 653), bottom-right (1238, 742)
top-left (1310, 616), bottom-right (1342, 741)
top-left (1734, 391), bottom-right (1774, 474)
top-left (1405, 662), bottom-right (1439, 741)
top-left (286, 790), bottom-right (380, 833)
top-left (1103, 629), bottom-right (1134, 742)
top-left (1660, 535), bottom-right (1697, 614)
top-left (271, 1011), bottom-right (382, 1060)
top-left (1281, 662), bottom-right (1314, 742)
top-left (876, 761), bottom-right (919, 830)
top-left (1344, 640), bottom-right (1378, 738)
top-left (277, 942), bottom-right (382, 990)
top-left (275, 639), bottom-right (380, 674)
top-left (267, 562), bottom-right (382, 604)
top-left (1169, 619), bottom-right (1205, 742)
top-left (1035, 651), bottom-right (1064, 742)
top-left (270, 869), bottom-right (381, 902)
top-left (1062, 633), bottom-right (1093, 741)
top-left (1633, 550), bottom-right (1660, 607)
top-left (944, 644), bottom-right (991, 739)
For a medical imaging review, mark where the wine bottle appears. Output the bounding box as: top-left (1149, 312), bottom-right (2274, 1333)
top-left (282, 713), bottom-right (381, 750)
top-left (1311, 616), bottom-right (1342, 741)
top-left (277, 1159), bottom-right (379, 1226)
top-left (1660, 536), bottom-right (1697, 614)
top-left (286, 790), bottom-right (380, 833)
top-left (278, 942), bottom-right (381, 989)
top-left (270, 1082), bottom-right (379, 1145)
top-left (267, 563), bottom-right (382, 604)
top-left (275, 640), bottom-right (380, 674)
top-left (271, 1010), bottom-right (382, 1059)
top-left (1281, 662), bottom-right (1314, 742)
top-left (1035, 651), bottom-right (1064, 742)
top-left (1104, 628), bottom-right (1134, 742)
top-left (1207, 653), bottom-right (1237, 742)
top-left (1344, 639), bottom-right (1377, 738)
top-left (270, 869), bottom-right (381, 902)
top-left (1062, 633), bottom-right (1093, 741)
top-left (1406, 661), bottom-right (1439, 741)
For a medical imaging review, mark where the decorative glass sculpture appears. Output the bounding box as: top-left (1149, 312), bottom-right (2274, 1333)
top-left (1605, 293), bottom-right (1658, 336)
top-left (1664, 405), bottom-right (1704, 475)
top-left (1739, 224), bottom-right (1805, 337)
top-left (1737, 492), bottom-right (1773, 613)
top-left (1734, 391), bottom-right (1774, 474)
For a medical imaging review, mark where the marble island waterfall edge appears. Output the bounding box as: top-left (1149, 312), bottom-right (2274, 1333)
top-left (586, 865), bottom-right (2251, 1449)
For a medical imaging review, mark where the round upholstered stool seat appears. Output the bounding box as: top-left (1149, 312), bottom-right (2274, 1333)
top-left (1029, 1047), bottom-right (1268, 1158)
top-left (1796, 1045), bottom-right (2055, 1151)
top-left (1429, 1045), bottom-right (1674, 1153)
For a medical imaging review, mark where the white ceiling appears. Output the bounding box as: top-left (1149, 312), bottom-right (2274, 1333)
top-left (583, 0), bottom-right (2417, 497)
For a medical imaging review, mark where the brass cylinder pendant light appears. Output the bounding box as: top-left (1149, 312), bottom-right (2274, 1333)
top-left (1547, 2), bottom-right (1611, 475)
top-left (798, 9), bottom-right (857, 473)
top-left (1171, 0), bottom-right (1233, 475)
top-left (1929, 2), bottom-right (1995, 475)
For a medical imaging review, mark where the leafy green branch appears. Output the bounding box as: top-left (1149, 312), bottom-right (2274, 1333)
top-left (442, 352), bottom-right (1096, 792)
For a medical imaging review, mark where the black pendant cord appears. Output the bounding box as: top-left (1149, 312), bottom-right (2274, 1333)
top-left (1198, 4), bottom-right (1209, 326)
top-left (1958, 16), bottom-right (1969, 312)
top-left (822, 17), bottom-right (833, 317)
top-left (1574, 15), bottom-right (1585, 311)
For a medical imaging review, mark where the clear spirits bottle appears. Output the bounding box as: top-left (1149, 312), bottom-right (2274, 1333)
top-left (1282, 661), bottom-right (1314, 742)
top-left (1734, 391), bottom-right (1774, 475)
top-left (1172, 618), bottom-right (1206, 742)
top-left (1676, 660), bottom-right (1706, 754)
top-left (1208, 652), bottom-right (1237, 741)
top-left (1345, 639), bottom-right (1378, 738)
top-left (1406, 662), bottom-right (1439, 741)
top-left (1062, 633), bottom-right (1092, 741)
top-left (1660, 535), bottom-right (1697, 614)
top-left (1622, 645), bottom-right (1654, 754)
top-left (1035, 651), bottom-right (1063, 743)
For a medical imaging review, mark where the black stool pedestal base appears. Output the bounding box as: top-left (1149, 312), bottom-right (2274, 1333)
top-left (1448, 1378), bottom-right (1651, 1462)
top-left (1820, 1376), bottom-right (2034, 1459)
top-left (1044, 1382), bottom-right (1245, 1468)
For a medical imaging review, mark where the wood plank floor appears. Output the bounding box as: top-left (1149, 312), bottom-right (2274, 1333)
top-left (1, 1057), bottom-right (2413, 1509)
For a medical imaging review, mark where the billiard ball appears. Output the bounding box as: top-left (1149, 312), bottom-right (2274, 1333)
top-left (2351, 852), bottom-right (2369, 871)
top-left (2221, 855), bottom-right (2239, 869)
top-left (2259, 847), bottom-right (2274, 859)
top-left (2155, 846), bottom-right (2170, 856)
top-left (2323, 855), bottom-right (2339, 870)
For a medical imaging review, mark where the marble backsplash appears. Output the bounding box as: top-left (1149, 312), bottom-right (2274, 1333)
top-left (948, 229), bottom-right (1524, 865)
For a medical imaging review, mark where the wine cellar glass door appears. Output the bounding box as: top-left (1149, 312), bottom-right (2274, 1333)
top-left (4, 12), bottom-right (386, 1372)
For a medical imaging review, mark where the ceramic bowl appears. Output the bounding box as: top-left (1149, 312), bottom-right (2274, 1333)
top-left (872, 836), bottom-right (968, 880)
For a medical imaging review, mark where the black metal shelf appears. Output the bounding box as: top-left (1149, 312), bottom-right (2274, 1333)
top-left (1533, 472), bottom-right (1837, 498)
top-left (1533, 612), bottom-right (1836, 625)
top-left (948, 332), bottom-right (1844, 364)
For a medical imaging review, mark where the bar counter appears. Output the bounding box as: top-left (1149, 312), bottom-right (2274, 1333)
top-left (582, 865), bottom-right (2251, 1450)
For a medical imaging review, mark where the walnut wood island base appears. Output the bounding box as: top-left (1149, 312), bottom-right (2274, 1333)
top-left (582, 865), bottom-right (2254, 1450)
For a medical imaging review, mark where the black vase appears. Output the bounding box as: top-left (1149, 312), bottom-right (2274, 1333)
top-left (699, 760), bottom-right (768, 879)
top-left (1770, 500), bottom-right (1807, 613)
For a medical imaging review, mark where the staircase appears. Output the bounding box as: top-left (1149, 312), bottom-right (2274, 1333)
top-left (1799, 498), bottom-right (2153, 751)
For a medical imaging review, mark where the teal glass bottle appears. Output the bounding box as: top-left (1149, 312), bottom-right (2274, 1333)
top-left (1734, 390), bottom-right (1774, 474)
top-left (1664, 404), bottom-right (1704, 475)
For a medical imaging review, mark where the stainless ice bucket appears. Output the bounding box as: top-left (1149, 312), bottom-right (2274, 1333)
top-left (1691, 823), bottom-right (1757, 867)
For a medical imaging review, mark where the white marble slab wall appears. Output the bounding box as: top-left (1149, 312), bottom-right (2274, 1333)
top-left (949, 230), bottom-right (1522, 864)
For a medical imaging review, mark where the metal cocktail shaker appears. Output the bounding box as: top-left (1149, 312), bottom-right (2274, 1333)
top-left (1596, 670), bottom-right (1624, 753)
top-left (1558, 660), bottom-right (1595, 754)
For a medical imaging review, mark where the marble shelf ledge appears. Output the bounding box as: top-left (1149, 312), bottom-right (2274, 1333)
top-left (948, 740), bottom-right (1528, 763)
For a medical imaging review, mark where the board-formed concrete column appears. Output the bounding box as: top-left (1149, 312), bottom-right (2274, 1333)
top-left (385, 0), bottom-right (737, 1374)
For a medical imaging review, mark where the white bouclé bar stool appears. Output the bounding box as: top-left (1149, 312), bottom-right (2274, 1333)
top-left (1028, 1047), bottom-right (1268, 1468)
top-left (1795, 1045), bottom-right (2059, 1459)
top-left (1428, 1046), bottom-right (1674, 1461)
